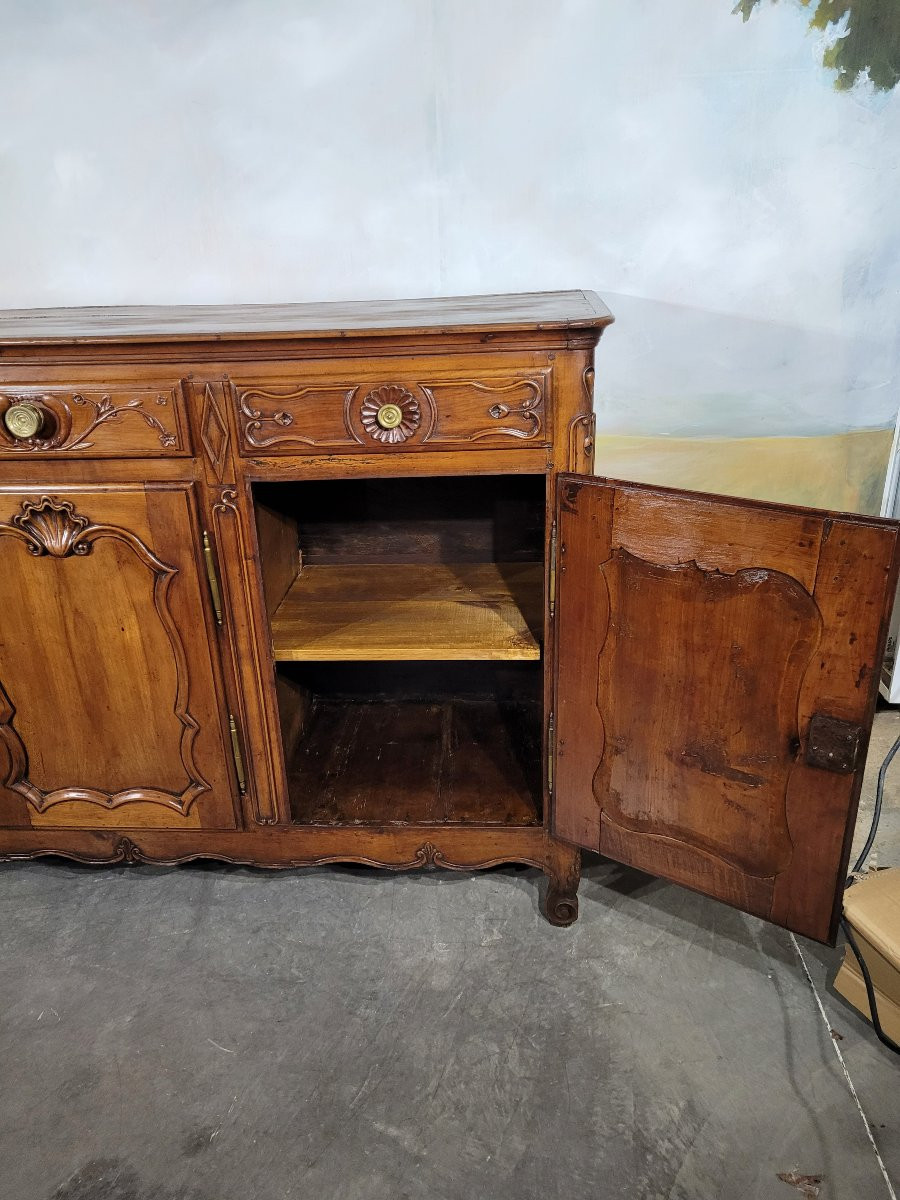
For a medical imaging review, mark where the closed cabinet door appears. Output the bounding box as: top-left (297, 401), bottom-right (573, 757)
top-left (0, 485), bottom-right (237, 829)
top-left (552, 474), bottom-right (900, 944)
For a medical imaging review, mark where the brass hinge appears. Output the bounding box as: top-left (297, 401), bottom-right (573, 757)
top-left (547, 711), bottom-right (555, 797)
top-left (549, 520), bottom-right (558, 619)
top-left (202, 530), bottom-right (224, 626)
top-left (229, 713), bottom-right (247, 794)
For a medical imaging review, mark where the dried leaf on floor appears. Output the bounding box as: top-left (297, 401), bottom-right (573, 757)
top-left (777, 1171), bottom-right (823, 1198)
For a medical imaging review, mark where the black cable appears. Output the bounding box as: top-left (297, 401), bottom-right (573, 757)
top-left (851, 729), bottom-right (900, 876)
top-left (841, 727), bottom-right (900, 1056)
top-left (839, 915), bottom-right (900, 1055)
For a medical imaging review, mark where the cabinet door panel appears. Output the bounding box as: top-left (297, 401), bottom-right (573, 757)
top-left (0, 486), bottom-right (237, 828)
top-left (553, 475), bottom-right (899, 943)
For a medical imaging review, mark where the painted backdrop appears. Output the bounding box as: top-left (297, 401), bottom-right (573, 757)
top-left (0, 0), bottom-right (898, 513)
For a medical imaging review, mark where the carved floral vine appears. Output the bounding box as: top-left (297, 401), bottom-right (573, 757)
top-left (69, 393), bottom-right (178, 449)
top-left (0, 391), bottom-right (178, 452)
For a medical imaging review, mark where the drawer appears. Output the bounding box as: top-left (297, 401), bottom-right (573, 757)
top-left (232, 355), bottom-right (553, 456)
top-left (0, 371), bottom-right (191, 458)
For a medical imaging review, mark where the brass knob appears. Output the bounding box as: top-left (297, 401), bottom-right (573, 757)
top-left (376, 403), bottom-right (403, 431)
top-left (4, 402), bottom-right (44, 440)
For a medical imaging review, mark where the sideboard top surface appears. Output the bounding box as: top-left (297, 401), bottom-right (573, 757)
top-left (0, 290), bottom-right (613, 347)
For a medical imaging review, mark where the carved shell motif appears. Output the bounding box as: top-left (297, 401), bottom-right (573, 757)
top-left (360, 385), bottom-right (420, 445)
top-left (12, 496), bottom-right (93, 557)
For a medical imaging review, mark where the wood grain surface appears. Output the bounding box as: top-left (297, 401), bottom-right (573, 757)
top-left (0, 485), bottom-right (237, 829)
top-left (271, 562), bottom-right (543, 661)
top-left (553, 474), bottom-right (900, 943)
top-left (287, 698), bottom-right (541, 826)
top-left (0, 291), bottom-right (613, 345)
top-left (0, 292), bottom-right (605, 926)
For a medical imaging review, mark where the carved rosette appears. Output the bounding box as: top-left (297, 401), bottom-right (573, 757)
top-left (12, 496), bottom-right (92, 557)
top-left (360, 385), bottom-right (421, 445)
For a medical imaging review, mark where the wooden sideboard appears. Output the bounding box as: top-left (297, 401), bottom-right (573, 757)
top-left (0, 291), bottom-right (895, 942)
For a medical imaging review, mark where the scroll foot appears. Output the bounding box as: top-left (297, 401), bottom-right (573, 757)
top-left (543, 841), bottom-right (581, 927)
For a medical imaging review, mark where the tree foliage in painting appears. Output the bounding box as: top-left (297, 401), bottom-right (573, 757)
top-left (734, 0), bottom-right (900, 91)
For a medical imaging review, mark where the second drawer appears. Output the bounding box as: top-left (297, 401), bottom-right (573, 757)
top-left (232, 356), bottom-right (554, 456)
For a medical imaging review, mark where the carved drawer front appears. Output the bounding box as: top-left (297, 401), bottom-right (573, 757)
top-left (233, 355), bottom-right (553, 456)
top-left (0, 370), bottom-right (190, 458)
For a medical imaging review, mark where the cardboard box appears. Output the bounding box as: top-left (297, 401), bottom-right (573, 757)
top-left (833, 868), bottom-right (900, 1043)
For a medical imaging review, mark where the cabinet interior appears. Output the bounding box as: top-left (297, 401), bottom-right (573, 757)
top-left (253, 475), bottom-right (546, 826)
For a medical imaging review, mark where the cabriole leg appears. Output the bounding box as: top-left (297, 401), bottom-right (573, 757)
top-left (543, 839), bottom-right (581, 926)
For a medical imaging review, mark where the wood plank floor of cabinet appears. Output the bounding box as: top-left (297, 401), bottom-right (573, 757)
top-left (286, 698), bottom-right (542, 826)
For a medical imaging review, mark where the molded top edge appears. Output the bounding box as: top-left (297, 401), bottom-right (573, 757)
top-left (0, 290), bottom-right (614, 346)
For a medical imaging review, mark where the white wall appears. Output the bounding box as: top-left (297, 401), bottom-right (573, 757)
top-left (1, 0), bottom-right (898, 502)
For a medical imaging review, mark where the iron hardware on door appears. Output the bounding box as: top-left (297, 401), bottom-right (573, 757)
top-left (805, 713), bottom-right (864, 774)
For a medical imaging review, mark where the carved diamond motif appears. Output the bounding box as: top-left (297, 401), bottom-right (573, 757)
top-left (200, 385), bottom-right (229, 481)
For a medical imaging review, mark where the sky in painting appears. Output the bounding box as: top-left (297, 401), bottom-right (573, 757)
top-left (0, 0), bottom-right (897, 464)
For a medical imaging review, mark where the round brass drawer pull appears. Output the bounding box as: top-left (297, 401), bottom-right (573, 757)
top-left (4, 402), bottom-right (44, 440)
top-left (360, 385), bottom-right (420, 444)
top-left (375, 403), bottom-right (404, 431)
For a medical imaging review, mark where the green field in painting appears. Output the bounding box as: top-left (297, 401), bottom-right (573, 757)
top-left (596, 428), bottom-right (893, 515)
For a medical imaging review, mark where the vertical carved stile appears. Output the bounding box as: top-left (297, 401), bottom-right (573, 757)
top-left (211, 486), bottom-right (280, 825)
top-left (566, 364), bottom-right (596, 472)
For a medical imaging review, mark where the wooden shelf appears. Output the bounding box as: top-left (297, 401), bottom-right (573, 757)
top-left (271, 562), bottom-right (543, 661)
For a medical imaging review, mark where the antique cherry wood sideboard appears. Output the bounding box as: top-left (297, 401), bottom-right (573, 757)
top-left (0, 291), bottom-right (896, 942)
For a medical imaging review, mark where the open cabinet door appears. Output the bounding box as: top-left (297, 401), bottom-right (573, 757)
top-left (552, 475), bottom-right (900, 944)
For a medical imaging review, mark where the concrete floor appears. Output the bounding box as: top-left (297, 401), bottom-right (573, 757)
top-left (2, 712), bottom-right (899, 1200)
